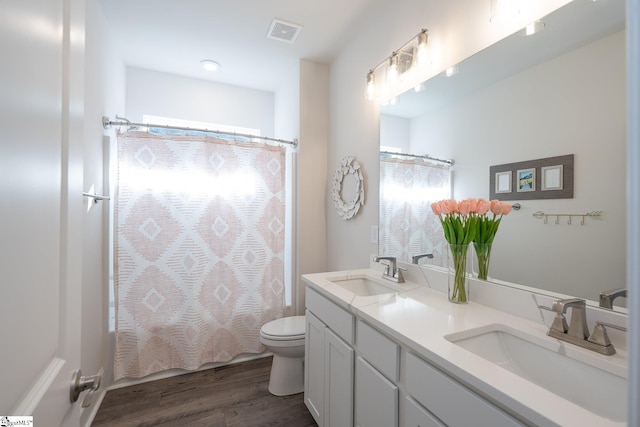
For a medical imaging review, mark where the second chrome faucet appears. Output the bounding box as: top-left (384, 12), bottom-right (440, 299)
top-left (373, 256), bottom-right (405, 283)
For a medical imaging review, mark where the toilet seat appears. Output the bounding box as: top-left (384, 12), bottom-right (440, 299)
top-left (260, 316), bottom-right (305, 341)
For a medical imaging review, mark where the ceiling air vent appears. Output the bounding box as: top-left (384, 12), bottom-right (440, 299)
top-left (267, 18), bottom-right (303, 44)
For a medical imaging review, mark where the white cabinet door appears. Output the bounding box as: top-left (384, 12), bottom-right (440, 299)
top-left (305, 310), bottom-right (326, 425)
top-left (403, 396), bottom-right (444, 427)
top-left (355, 357), bottom-right (398, 427)
top-left (324, 328), bottom-right (354, 427)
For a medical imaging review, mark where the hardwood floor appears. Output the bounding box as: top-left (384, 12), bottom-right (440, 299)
top-left (92, 356), bottom-right (317, 427)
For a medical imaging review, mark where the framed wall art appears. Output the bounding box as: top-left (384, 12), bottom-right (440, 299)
top-left (489, 154), bottom-right (574, 201)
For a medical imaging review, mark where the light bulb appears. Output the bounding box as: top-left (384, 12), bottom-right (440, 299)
top-left (387, 54), bottom-right (399, 84)
top-left (366, 71), bottom-right (376, 101)
top-left (415, 30), bottom-right (429, 67)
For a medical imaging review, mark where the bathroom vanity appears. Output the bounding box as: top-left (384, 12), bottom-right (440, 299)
top-left (302, 268), bottom-right (627, 427)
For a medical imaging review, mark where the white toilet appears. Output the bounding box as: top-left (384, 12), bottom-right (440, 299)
top-left (259, 315), bottom-right (306, 396)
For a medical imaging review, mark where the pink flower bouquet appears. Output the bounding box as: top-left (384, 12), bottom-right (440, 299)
top-left (431, 198), bottom-right (512, 301)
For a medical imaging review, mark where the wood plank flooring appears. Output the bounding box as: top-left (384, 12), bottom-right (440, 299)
top-left (92, 356), bottom-right (317, 427)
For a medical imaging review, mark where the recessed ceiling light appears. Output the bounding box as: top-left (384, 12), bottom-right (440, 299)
top-left (200, 60), bottom-right (221, 72)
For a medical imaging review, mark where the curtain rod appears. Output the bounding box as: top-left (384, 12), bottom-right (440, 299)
top-left (102, 116), bottom-right (298, 147)
top-left (380, 150), bottom-right (454, 166)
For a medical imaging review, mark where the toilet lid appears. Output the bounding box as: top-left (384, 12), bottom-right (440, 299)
top-left (261, 316), bottom-right (306, 340)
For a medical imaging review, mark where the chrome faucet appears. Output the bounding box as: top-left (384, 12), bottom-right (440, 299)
top-left (599, 288), bottom-right (627, 309)
top-left (546, 298), bottom-right (617, 355)
top-left (411, 253), bottom-right (433, 264)
top-left (373, 256), bottom-right (405, 283)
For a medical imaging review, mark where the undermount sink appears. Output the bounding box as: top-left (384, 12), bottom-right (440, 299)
top-left (445, 324), bottom-right (627, 422)
top-left (329, 275), bottom-right (400, 297)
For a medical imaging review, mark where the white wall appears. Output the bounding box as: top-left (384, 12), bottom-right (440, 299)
top-left (125, 68), bottom-right (274, 135)
top-left (406, 31), bottom-right (625, 300)
top-left (82, 0), bottom-right (126, 417)
top-left (327, 0), bottom-right (569, 271)
top-left (274, 61), bottom-right (301, 313)
top-left (297, 60), bottom-right (329, 310)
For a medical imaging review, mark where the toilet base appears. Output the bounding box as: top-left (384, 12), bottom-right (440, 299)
top-left (268, 354), bottom-right (304, 396)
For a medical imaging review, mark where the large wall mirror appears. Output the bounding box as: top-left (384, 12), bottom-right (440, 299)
top-left (379, 0), bottom-right (627, 311)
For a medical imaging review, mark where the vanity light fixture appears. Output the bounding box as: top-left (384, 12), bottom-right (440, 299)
top-left (200, 59), bottom-right (221, 72)
top-left (365, 28), bottom-right (429, 102)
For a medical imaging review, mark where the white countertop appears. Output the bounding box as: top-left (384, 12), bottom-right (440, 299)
top-left (302, 269), bottom-right (627, 427)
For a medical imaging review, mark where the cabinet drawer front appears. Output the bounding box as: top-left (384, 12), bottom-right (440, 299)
top-left (306, 287), bottom-right (354, 344)
top-left (357, 320), bottom-right (399, 381)
top-left (405, 353), bottom-right (522, 427)
top-left (403, 396), bottom-right (444, 427)
top-left (356, 357), bottom-right (398, 427)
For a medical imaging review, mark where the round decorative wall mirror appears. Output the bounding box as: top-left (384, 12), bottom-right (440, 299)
top-left (331, 156), bottom-right (365, 220)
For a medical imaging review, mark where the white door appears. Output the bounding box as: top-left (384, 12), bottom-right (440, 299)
top-left (0, 0), bottom-right (85, 424)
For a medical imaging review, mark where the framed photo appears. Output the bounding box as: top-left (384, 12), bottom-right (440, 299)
top-left (517, 168), bottom-right (536, 192)
top-left (541, 165), bottom-right (563, 190)
top-left (495, 171), bottom-right (512, 193)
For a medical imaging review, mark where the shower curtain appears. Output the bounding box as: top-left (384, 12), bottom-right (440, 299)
top-left (379, 156), bottom-right (451, 265)
top-left (114, 131), bottom-right (286, 380)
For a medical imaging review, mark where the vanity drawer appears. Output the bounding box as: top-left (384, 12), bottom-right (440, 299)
top-left (357, 320), bottom-right (399, 381)
top-left (405, 352), bottom-right (523, 427)
top-left (306, 287), bottom-right (354, 345)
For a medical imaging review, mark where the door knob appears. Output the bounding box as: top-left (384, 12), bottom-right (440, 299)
top-left (70, 369), bottom-right (102, 407)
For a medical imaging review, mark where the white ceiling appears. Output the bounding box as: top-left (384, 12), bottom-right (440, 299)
top-left (99, 0), bottom-right (384, 92)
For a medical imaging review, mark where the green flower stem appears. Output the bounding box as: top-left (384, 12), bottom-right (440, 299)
top-left (449, 244), bottom-right (469, 303)
top-left (473, 243), bottom-right (492, 281)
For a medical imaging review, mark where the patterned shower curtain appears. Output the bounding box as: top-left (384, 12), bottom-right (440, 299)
top-left (379, 156), bottom-right (451, 266)
top-left (114, 131), bottom-right (286, 380)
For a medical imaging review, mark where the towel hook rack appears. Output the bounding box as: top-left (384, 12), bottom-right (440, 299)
top-left (532, 210), bottom-right (602, 225)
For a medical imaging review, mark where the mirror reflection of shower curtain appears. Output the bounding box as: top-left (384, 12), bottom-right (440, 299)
top-left (113, 131), bottom-right (286, 380)
top-left (379, 156), bottom-right (452, 266)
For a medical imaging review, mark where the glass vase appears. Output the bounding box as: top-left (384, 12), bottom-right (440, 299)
top-left (473, 242), bottom-right (492, 281)
top-left (447, 244), bottom-right (470, 304)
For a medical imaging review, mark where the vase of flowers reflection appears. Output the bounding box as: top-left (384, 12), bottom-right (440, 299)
top-left (473, 200), bottom-right (512, 281)
top-left (431, 199), bottom-right (479, 303)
